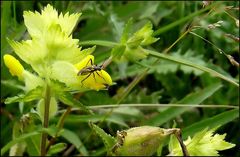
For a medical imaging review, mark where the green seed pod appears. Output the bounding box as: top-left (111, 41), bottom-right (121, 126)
top-left (113, 126), bottom-right (172, 156)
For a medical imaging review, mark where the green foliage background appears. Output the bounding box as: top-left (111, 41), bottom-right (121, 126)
top-left (1, 1), bottom-right (239, 156)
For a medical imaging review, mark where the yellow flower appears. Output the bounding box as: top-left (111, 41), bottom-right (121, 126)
top-left (75, 55), bottom-right (112, 91)
top-left (3, 54), bottom-right (24, 79)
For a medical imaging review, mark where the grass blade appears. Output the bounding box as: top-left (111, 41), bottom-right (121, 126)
top-left (143, 82), bottom-right (222, 126)
top-left (147, 49), bottom-right (239, 87)
top-left (153, 2), bottom-right (220, 36)
top-left (61, 129), bottom-right (88, 156)
top-left (182, 109), bottom-right (239, 138)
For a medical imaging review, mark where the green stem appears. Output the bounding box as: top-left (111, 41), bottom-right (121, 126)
top-left (189, 31), bottom-right (227, 55)
top-left (224, 10), bottom-right (237, 21)
top-left (89, 104), bottom-right (239, 109)
top-left (79, 40), bottom-right (119, 47)
top-left (13, 1), bottom-right (17, 28)
top-left (60, 104), bottom-right (238, 113)
top-left (46, 106), bottom-right (72, 152)
top-left (190, 31), bottom-right (239, 67)
top-left (40, 84), bottom-right (51, 156)
top-left (163, 29), bottom-right (190, 53)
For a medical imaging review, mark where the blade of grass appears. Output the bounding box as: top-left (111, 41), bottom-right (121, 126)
top-left (153, 2), bottom-right (220, 36)
top-left (1, 127), bottom-right (57, 156)
top-left (79, 40), bottom-right (119, 47)
top-left (61, 129), bottom-right (89, 156)
top-left (147, 49), bottom-right (239, 87)
top-left (13, 1), bottom-right (17, 28)
top-left (143, 82), bottom-right (223, 126)
top-left (1, 132), bottom-right (40, 156)
top-left (59, 104), bottom-right (238, 114)
top-left (88, 104), bottom-right (238, 109)
top-left (182, 109), bottom-right (239, 138)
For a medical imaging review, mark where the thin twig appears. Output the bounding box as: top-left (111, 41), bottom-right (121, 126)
top-left (63, 144), bottom-right (75, 156)
top-left (89, 104), bottom-right (239, 109)
top-left (165, 128), bottom-right (189, 156)
top-left (190, 31), bottom-right (239, 67)
top-left (174, 129), bottom-right (189, 157)
top-left (58, 104), bottom-right (239, 113)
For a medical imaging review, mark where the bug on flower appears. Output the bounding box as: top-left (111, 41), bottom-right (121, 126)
top-left (77, 58), bottom-right (107, 86)
top-left (112, 130), bottom-right (127, 154)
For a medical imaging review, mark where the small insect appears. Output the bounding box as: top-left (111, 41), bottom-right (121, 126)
top-left (112, 130), bottom-right (127, 154)
top-left (77, 58), bottom-right (107, 86)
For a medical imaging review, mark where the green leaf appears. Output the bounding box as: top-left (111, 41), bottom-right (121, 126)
top-left (56, 90), bottom-right (93, 114)
top-left (144, 82), bottom-right (222, 126)
top-left (155, 49), bottom-right (207, 75)
top-left (48, 143), bottom-right (67, 155)
top-left (5, 86), bottom-right (43, 104)
top-left (169, 127), bottom-right (236, 156)
top-left (37, 97), bottom-right (58, 121)
top-left (25, 134), bottom-right (41, 156)
top-left (121, 18), bottom-right (133, 44)
top-left (131, 21), bottom-right (159, 46)
top-left (182, 109), bottom-right (239, 138)
top-left (9, 143), bottom-right (26, 156)
top-left (9, 122), bottom-right (26, 156)
top-left (1, 127), bottom-right (49, 156)
top-left (111, 45), bottom-right (126, 61)
top-left (1, 1), bottom-right (27, 57)
top-left (139, 2), bottom-right (160, 20)
top-left (60, 129), bottom-right (88, 156)
top-left (1, 125), bottom-right (59, 156)
top-left (90, 123), bottom-right (116, 151)
top-left (109, 13), bottom-right (124, 41)
top-left (178, 83), bottom-right (222, 104)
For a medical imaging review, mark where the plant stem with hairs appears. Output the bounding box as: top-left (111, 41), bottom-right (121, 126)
top-left (46, 106), bottom-right (72, 153)
top-left (40, 84), bottom-right (51, 156)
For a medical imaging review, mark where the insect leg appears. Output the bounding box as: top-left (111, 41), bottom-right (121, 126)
top-left (84, 58), bottom-right (94, 67)
top-left (92, 72), bottom-right (97, 82)
top-left (95, 71), bottom-right (106, 81)
top-left (81, 73), bottom-right (92, 86)
top-left (96, 71), bottom-right (107, 82)
top-left (89, 58), bottom-right (93, 65)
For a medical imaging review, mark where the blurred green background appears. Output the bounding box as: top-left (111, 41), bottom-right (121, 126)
top-left (1, 1), bottom-right (239, 156)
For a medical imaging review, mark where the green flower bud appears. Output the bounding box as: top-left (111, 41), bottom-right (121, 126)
top-left (113, 126), bottom-right (171, 156)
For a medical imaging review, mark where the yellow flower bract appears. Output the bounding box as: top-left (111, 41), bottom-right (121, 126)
top-left (4, 54), bottom-right (24, 79)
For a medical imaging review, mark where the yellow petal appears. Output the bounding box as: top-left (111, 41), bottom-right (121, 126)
top-left (75, 55), bottom-right (112, 90)
top-left (95, 70), bottom-right (112, 85)
top-left (74, 55), bottom-right (94, 70)
top-left (79, 70), bottom-right (112, 91)
top-left (3, 54), bottom-right (24, 79)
